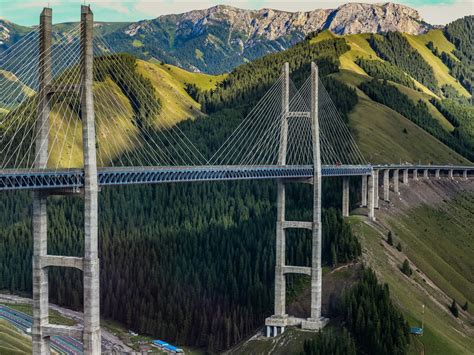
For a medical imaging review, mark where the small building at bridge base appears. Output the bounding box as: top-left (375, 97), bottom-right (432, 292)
top-left (264, 315), bottom-right (329, 337)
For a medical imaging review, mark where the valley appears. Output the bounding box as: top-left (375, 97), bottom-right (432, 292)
top-left (0, 3), bottom-right (473, 354)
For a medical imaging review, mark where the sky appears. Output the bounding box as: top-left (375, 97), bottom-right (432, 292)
top-left (0, 0), bottom-right (472, 26)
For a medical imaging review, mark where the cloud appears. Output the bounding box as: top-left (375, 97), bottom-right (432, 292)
top-left (91, 0), bottom-right (131, 15)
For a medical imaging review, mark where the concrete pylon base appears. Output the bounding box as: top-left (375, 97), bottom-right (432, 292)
top-left (265, 315), bottom-right (288, 337)
top-left (301, 317), bottom-right (329, 330)
top-left (264, 315), bottom-right (329, 337)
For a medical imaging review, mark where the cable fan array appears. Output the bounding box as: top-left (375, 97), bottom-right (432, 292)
top-left (1, 25), bottom-right (84, 170)
top-left (208, 75), bottom-right (367, 166)
top-left (1, 23), bottom-right (366, 171)
top-left (0, 28), bottom-right (207, 170)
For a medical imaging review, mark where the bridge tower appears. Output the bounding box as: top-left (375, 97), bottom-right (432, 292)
top-left (32, 6), bottom-right (101, 354)
top-left (265, 62), bottom-right (328, 337)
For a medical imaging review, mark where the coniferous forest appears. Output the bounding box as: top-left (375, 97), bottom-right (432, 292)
top-left (0, 37), bottom-right (368, 352)
top-left (0, 35), bottom-right (414, 353)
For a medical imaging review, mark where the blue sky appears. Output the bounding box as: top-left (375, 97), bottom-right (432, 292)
top-left (0, 0), bottom-right (472, 26)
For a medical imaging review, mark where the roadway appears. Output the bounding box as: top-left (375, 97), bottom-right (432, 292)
top-left (0, 304), bottom-right (84, 354)
top-left (0, 164), bottom-right (372, 191)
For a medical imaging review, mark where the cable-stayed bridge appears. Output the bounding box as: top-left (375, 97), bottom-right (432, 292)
top-left (1, 6), bottom-right (472, 354)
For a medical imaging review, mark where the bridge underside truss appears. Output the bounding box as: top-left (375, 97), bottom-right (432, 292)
top-left (0, 165), bottom-right (372, 191)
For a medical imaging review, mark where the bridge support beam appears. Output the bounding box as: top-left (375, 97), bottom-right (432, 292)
top-left (32, 8), bottom-right (52, 355)
top-left (423, 169), bottom-right (429, 179)
top-left (266, 62), bottom-right (290, 336)
top-left (266, 62), bottom-right (328, 336)
top-left (393, 169), bottom-right (399, 194)
top-left (449, 169), bottom-right (453, 179)
top-left (383, 169), bottom-right (390, 202)
top-left (463, 170), bottom-right (468, 180)
top-left (368, 171), bottom-right (375, 221)
top-left (375, 170), bottom-right (379, 208)
top-left (81, 6), bottom-right (101, 354)
top-left (413, 169), bottom-right (419, 181)
top-left (32, 7), bottom-right (101, 354)
top-left (435, 169), bottom-right (440, 179)
top-left (360, 175), bottom-right (367, 207)
top-left (342, 177), bottom-right (349, 217)
top-left (403, 169), bottom-right (409, 185)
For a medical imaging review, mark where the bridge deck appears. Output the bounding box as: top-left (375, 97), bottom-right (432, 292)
top-left (0, 165), bottom-right (372, 191)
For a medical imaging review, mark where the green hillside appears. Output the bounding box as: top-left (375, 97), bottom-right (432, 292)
top-left (349, 182), bottom-right (474, 355)
top-left (0, 319), bottom-right (32, 354)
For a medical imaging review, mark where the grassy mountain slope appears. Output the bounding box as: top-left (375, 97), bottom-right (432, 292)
top-left (2, 60), bottom-right (222, 168)
top-left (403, 33), bottom-right (469, 97)
top-left (331, 70), bottom-right (469, 164)
top-left (349, 180), bottom-right (474, 354)
top-left (0, 319), bottom-right (32, 354)
top-left (0, 69), bottom-right (35, 112)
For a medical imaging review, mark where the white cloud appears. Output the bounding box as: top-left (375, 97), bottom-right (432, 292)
top-left (417, 1), bottom-right (473, 24)
top-left (91, 0), bottom-right (131, 15)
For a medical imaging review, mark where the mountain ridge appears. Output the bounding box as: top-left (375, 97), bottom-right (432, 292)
top-left (1, 2), bottom-right (434, 73)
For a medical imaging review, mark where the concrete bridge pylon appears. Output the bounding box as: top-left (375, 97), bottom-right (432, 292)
top-left (265, 62), bottom-right (328, 337)
top-left (32, 6), bottom-right (101, 355)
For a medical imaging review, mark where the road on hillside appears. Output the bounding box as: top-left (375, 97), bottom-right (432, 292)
top-left (0, 294), bottom-right (134, 353)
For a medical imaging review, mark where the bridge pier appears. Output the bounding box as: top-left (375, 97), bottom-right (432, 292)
top-left (435, 169), bottom-right (440, 179)
top-left (449, 169), bottom-right (454, 179)
top-left (413, 169), bottom-right (419, 181)
top-left (266, 62), bottom-right (327, 336)
top-left (393, 169), bottom-right (399, 194)
top-left (423, 169), bottom-right (429, 179)
top-left (32, 7), bottom-right (101, 355)
top-left (373, 170), bottom-right (379, 208)
top-left (383, 169), bottom-right (390, 202)
top-left (360, 175), bottom-right (367, 207)
top-left (32, 7), bottom-right (52, 355)
top-left (403, 169), bottom-right (409, 185)
top-left (368, 171), bottom-right (375, 221)
top-left (463, 170), bottom-right (468, 180)
top-left (342, 177), bottom-right (349, 217)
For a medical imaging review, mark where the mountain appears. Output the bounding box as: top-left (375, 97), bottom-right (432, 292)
top-left (1, 8), bottom-right (473, 355)
top-left (1, 2), bottom-right (433, 74)
top-left (105, 2), bottom-right (432, 73)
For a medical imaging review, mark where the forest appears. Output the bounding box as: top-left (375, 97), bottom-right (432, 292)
top-left (355, 58), bottom-right (415, 89)
top-left (301, 267), bottom-right (409, 355)
top-left (359, 79), bottom-right (474, 161)
top-left (368, 32), bottom-right (438, 93)
top-left (0, 37), bottom-right (366, 351)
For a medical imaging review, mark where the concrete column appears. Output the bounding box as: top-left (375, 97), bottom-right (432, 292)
top-left (360, 175), bottom-right (367, 207)
top-left (81, 6), bottom-right (101, 354)
top-left (342, 177), bottom-right (349, 217)
top-left (266, 326), bottom-right (270, 337)
top-left (274, 184), bottom-right (286, 317)
top-left (403, 169), bottom-right (409, 185)
top-left (273, 63), bottom-right (289, 320)
top-left (435, 169), bottom-right (440, 179)
top-left (309, 62), bottom-right (322, 324)
top-left (33, 8), bottom-right (52, 355)
top-left (463, 170), bottom-right (468, 180)
top-left (368, 171), bottom-right (375, 221)
top-left (449, 169), bottom-right (453, 179)
top-left (423, 169), bottom-right (429, 179)
top-left (383, 169), bottom-right (390, 202)
top-left (393, 169), bottom-right (399, 194)
top-left (413, 169), bottom-right (418, 180)
top-left (374, 170), bottom-right (379, 208)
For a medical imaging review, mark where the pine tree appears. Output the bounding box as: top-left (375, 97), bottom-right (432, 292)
top-left (387, 231), bottom-right (394, 246)
top-left (401, 259), bottom-right (412, 276)
top-left (450, 299), bottom-right (459, 317)
top-left (396, 242), bottom-right (402, 252)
